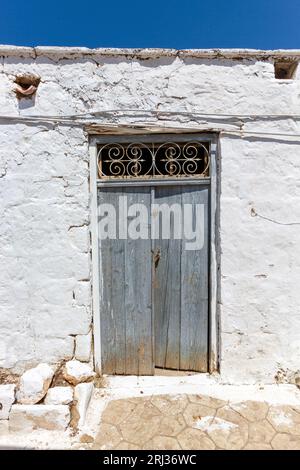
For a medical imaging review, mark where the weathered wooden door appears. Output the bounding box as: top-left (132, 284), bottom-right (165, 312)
top-left (97, 136), bottom-right (211, 375)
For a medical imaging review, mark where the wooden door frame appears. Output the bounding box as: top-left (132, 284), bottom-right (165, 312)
top-left (89, 133), bottom-right (220, 375)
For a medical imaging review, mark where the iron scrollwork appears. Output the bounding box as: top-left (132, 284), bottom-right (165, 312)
top-left (97, 141), bottom-right (210, 179)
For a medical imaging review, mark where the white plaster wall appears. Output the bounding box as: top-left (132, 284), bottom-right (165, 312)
top-left (0, 48), bottom-right (300, 382)
top-left (220, 136), bottom-right (300, 383)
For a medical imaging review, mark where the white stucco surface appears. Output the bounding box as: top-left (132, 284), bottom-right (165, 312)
top-left (0, 46), bottom-right (300, 383)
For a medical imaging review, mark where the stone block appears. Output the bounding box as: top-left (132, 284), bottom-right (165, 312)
top-left (0, 384), bottom-right (15, 419)
top-left (75, 332), bottom-right (92, 362)
top-left (44, 386), bottom-right (73, 405)
top-left (73, 382), bottom-right (94, 428)
top-left (17, 363), bottom-right (54, 404)
top-left (9, 404), bottom-right (70, 431)
top-left (63, 360), bottom-right (95, 386)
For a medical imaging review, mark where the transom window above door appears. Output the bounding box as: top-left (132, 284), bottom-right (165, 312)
top-left (97, 140), bottom-right (210, 180)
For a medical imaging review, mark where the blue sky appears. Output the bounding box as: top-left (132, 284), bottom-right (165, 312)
top-left (0, 0), bottom-right (299, 49)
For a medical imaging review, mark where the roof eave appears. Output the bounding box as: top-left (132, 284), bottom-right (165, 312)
top-left (0, 45), bottom-right (300, 60)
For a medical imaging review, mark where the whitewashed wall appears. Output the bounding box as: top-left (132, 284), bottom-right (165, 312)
top-left (0, 47), bottom-right (300, 383)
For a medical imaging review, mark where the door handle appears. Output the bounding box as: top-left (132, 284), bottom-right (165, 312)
top-left (151, 248), bottom-right (161, 268)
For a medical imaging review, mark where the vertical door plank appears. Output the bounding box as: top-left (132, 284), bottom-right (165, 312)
top-left (154, 187), bottom-right (182, 369)
top-left (98, 188), bottom-right (126, 374)
top-left (124, 187), bottom-right (153, 374)
top-left (180, 186), bottom-right (209, 371)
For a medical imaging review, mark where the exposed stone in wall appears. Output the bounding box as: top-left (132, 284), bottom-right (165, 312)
top-left (0, 384), bottom-right (15, 419)
top-left (17, 363), bottom-right (54, 404)
top-left (9, 404), bottom-right (70, 431)
top-left (63, 360), bottom-right (95, 386)
top-left (0, 361), bottom-right (94, 430)
top-left (44, 386), bottom-right (73, 405)
top-left (71, 382), bottom-right (94, 429)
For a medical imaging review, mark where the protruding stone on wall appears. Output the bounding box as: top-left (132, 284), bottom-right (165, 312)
top-left (9, 405), bottom-right (70, 431)
top-left (72, 382), bottom-right (94, 428)
top-left (16, 363), bottom-right (55, 404)
top-left (0, 384), bottom-right (15, 420)
top-left (44, 386), bottom-right (73, 405)
top-left (75, 331), bottom-right (92, 362)
top-left (63, 360), bottom-right (95, 386)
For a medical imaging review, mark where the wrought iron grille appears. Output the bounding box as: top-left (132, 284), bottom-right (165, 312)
top-left (97, 141), bottom-right (210, 180)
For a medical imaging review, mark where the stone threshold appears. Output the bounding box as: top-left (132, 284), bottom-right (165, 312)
top-left (102, 374), bottom-right (300, 406)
